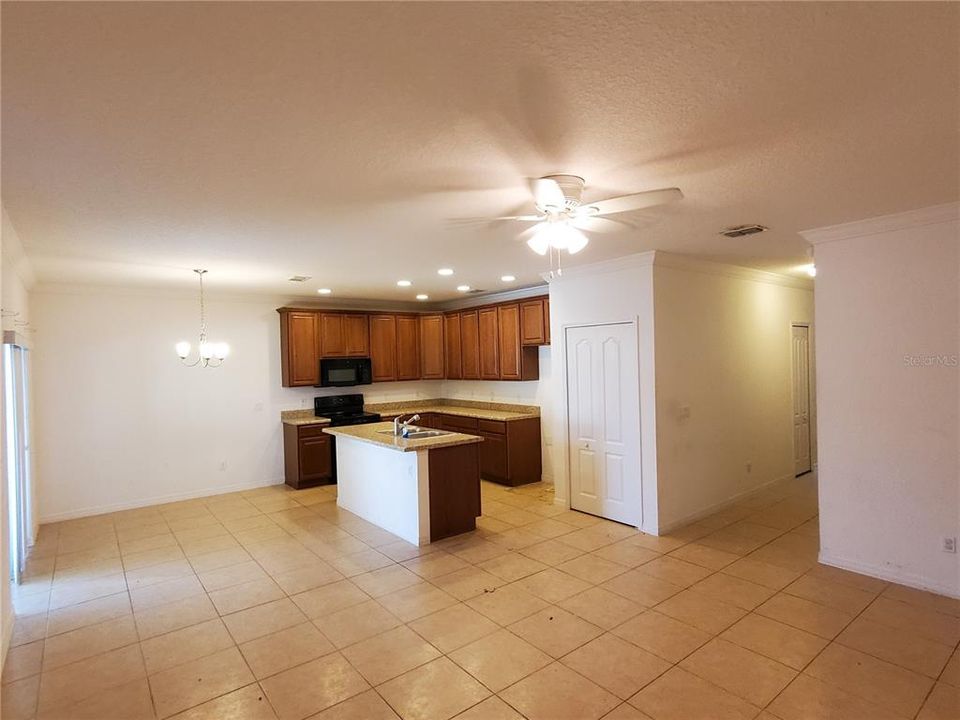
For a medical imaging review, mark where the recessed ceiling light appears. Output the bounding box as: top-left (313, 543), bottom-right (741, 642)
top-left (416, 294), bottom-right (429, 301)
top-left (500, 275), bottom-right (516, 282)
top-left (437, 268), bottom-right (454, 276)
top-left (397, 280), bottom-right (412, 287)
top-left (457, 285), bottom-right (470, 292)
top-left (317, 288), bottom-right (332, 294)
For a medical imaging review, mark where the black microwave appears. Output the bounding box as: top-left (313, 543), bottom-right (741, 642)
top-left (319, 357), bottom-right (373, 387)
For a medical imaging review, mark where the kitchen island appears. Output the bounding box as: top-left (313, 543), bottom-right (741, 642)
top-left (323, 421), bottom-right (483, 545)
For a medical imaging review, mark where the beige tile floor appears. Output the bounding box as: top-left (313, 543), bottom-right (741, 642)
top-left (2, 474), bottom-right (959, 720)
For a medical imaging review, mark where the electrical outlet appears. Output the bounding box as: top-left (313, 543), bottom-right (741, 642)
top-left (943, 537), bottom-right (957, 553)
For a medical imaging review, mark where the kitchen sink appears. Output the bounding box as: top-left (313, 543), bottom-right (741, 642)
top-left (377, 427), bottom-right (452, 439)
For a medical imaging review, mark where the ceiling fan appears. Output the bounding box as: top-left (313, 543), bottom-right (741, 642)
top-left (496, 175), bottom-right (683, 256)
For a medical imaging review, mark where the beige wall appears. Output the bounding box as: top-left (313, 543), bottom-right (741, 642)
top-left (30, 286), bottom-right (549, 522)
top-left (652, 258), bottom-right (815, 530)
top-left (805, 203), bottom-right (959, 597)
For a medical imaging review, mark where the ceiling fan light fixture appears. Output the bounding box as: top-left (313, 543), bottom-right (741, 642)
top-left (526, 230), bottom-right (550, 256)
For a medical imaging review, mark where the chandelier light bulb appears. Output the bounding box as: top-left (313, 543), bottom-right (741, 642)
top-left (175, 341), bottom-right (191, 359)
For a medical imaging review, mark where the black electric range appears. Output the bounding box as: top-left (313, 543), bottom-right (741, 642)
top-left (314, 393), bottom-right (381, 427)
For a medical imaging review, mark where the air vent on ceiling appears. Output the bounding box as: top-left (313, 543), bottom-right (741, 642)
top-left (467, 288), bottom-right (486, 294)
top-left (720, 224), bottom-right (768, 238)
top-left (287, 275), bottom-right (311, 282)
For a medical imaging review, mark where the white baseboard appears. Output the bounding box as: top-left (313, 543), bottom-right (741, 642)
top-left (656, 473), bottom-right (794, 535)
top-left (818, 552), bottom-right (960, 600)
top-left (38, 478), bottom-right (286, 524)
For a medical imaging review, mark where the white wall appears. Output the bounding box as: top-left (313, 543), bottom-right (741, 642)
top-left (804, 203), bottom-right (959, 597)
top-left (546, 254), bottom-right (660, 534)
top-left (31, 286), bottom-right (551, 522)
top-left (652, 257), bottom-right (815, 530)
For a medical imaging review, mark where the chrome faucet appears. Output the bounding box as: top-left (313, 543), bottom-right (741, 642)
top-left (393, 413), bottom-right (420, 436)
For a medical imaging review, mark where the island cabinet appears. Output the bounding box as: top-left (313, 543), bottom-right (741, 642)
top-left (419, 314), bottom-right (445, 379)
top-left (320, 313), bottom-right (369, 357)
top-left (283, 424), bottom-right (333, 488)
top-left (279, 311), bottom-right (319, 387)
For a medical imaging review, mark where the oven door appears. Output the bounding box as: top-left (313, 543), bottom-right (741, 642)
top-left (320, 358), bottom-right (372, 387)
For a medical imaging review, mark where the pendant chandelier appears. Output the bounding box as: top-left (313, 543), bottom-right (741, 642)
top-left (175, 269), bottom-right (229, 367)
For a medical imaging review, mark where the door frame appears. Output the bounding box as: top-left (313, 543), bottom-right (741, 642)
top-left (790, 322), bottom-right (814, 477)
top-left (562, 319), bottom-right (644, 527)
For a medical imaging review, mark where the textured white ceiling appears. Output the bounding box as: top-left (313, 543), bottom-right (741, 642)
top-left (2, 2), bottom-right (957, 300)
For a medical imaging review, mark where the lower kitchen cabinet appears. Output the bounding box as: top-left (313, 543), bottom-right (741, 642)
top-left (436, 414), bottom-right (542, 486)
top-left (283, 424), bottom-right (333, 488)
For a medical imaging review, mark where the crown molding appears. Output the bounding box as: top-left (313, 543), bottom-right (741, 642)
top-left (651, 251), bottom-right (813, 290)
top-left (801, 202), bottom-right (959, 246)
top-left (543, 250), bottom-right (810, 290)
top-left (437, 284), bottom-right (548, 311)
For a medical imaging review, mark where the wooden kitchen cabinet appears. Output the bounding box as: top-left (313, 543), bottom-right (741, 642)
top-left (396, 315), bottom-right (420, 380)
top-left (320, 313), bottom-right (369, 357)
top-left (279, 311), bottom-right (319, 387)
top-left (460, 310), bottom-right (481, 379)
top-left (283, 424), bottom-right (333, 488)
top-left (343, 314), bottom-right (370, 356)
top-left (319, 313), bottom-right (345, 356)
top-left (478, 307), bottom-right (500, 379)
top-left (369, 314), bottom-right (398, 381)
top-left (499, 303), bottom-right (540, 381)
top-left (278, 296), bottom-right (547, 387)
top-left (443, 313), bottom-right (462, 380)
top-left (435, 413), bottom-right (542, 486)
top-left (520, 298), bottom-right (549, 346)
top-left (419, 314), bottom-right (445, 379)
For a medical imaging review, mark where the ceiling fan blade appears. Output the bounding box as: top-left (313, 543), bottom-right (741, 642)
top-left (572, 216), bottom-right (634, 234)
top-left (496, 214), bottom-right (543, 222)
top-left (585, 187), bottom-right (683, 216)
top-left (531, 178), bottom-right (566, 211)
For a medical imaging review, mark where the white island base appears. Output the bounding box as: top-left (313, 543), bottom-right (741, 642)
top-left (326, 422), bottom-right (482, 546)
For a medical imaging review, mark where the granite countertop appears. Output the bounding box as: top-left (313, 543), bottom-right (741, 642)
top-left (323, 421), bottom-right (483, 453)
top-left (364, 399), bottom-right (539, 422)
top-left (280, 410), bottom-right (331, 427)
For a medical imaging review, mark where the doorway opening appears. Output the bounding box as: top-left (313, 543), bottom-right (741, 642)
top-left (4, 341), bottom-right (31, 584)
top-left (791, 323), bottom-right (813, 477)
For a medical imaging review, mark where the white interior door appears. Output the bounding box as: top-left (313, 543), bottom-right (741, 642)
top-left (565, 323), bottom-right (641, 526)
top-left (791, 324), bottom-right (812, 476)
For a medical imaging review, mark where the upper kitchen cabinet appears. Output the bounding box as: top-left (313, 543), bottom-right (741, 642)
top-left (443, 313), bottom-right (462, 380)
top-left (499, 303), bottom-right (539, 381)
top-left (319, 313), bottom-right (369, 357)
top-left (460, 310), bottom-right (481, 380)
top-left (478, 307), bottom-right (500, 379)
top-left (279, 310), bottom-right (319, 387)
top-left (369, 314), bottom-right (398, 382)
top-left (520, 297), bottom-right (550, 346)
top-left (396, 315), bottom-right (420, 381)
top-left (419, 314), bottom-right (445, 380)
